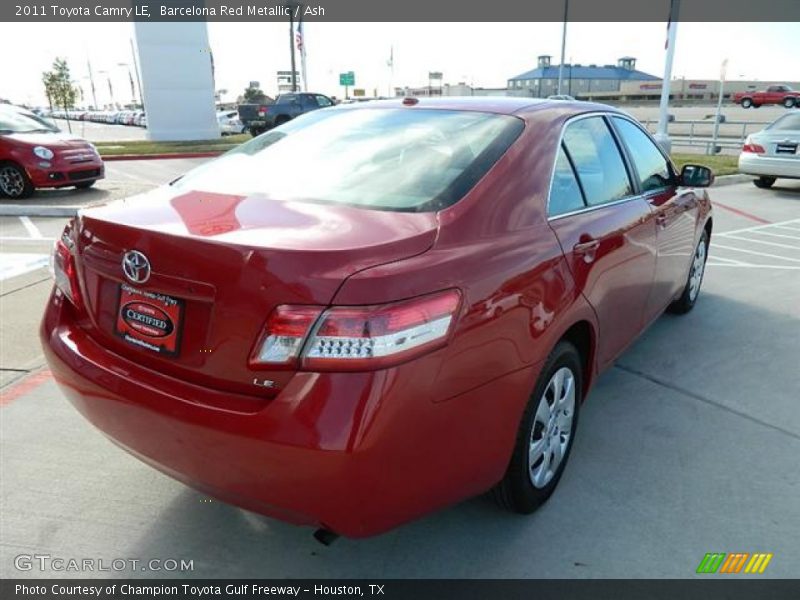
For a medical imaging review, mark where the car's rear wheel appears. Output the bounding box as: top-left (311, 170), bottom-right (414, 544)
top-left (783, 97), bottom-right (796, 109)
top-left (754, 176), bottom-right (776, 189)
top-left (492, 340), bottom-right (582, 513)
top-left (75, 180), bottom-right (96, 190)
top-left (275, 116), bottom-right (291, 127)
top-left (668, 230), bottom-right (708, 314)
top-left (0, 163), bottom-right (34, 199)
top-left (741, 98), bottom-right (753, 108)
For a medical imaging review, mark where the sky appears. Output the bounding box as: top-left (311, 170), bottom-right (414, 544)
top-left (0, 21), bottom-right (798, 107)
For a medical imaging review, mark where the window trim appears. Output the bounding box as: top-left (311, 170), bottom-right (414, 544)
top-left (546, 112), bottom-right (639, 221)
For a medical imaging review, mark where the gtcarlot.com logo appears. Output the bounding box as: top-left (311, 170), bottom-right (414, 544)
top-left (14, 554), bottom-right (194, 573)
top-left (696, 552), bottom-right (773, 574)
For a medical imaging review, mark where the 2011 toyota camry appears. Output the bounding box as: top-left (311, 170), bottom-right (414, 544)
top-left (41, 98), bottom-right (713, 539)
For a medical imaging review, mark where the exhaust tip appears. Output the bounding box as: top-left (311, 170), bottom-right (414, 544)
top-left (313, 528), bottom-right (340, 546)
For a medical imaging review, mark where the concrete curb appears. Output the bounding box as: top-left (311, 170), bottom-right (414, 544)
top-left (713, 174), bottom-right (752, 187)
top-left (2, 173), bottom-right (755, 219)
top-left (101, 151), bottom-right (225, 161)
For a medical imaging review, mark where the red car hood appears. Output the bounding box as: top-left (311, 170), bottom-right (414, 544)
top-left (4, 132), bottom-right (93, 149)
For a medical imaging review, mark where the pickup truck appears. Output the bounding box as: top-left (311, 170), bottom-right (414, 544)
top-left (238, 93), bottom-right (335, 136)
top-left (734, 85), bottom-right (800, 109)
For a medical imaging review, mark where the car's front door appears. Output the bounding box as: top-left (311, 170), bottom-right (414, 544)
top-left (609, 116), bottom-right (699, 320)
top-left (547, 115), bottom-right (658, 369)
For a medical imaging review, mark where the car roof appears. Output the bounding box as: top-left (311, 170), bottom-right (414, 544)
top-left (334, 96), bottom-right (622, 118)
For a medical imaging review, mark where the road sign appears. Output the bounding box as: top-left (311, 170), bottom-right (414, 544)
top-left (353, 88), bottom-right (365, 97)
top-left (339, 71), bottom-right (355, 86)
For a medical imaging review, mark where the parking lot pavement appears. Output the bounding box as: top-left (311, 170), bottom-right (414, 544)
top-left (1, 180), bottom-right (799, 578)
top-left (0, 157), bottom-right (208, 213)
top-left (50, 119), bottom-right (148, 143)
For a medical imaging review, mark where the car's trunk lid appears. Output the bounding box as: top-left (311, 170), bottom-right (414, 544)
top-left (74, 187), bottom-right (438, 400)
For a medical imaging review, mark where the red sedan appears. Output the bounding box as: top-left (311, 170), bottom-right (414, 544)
top-left (0, 107), bottom-right (104, 199)
top-left (41, 98), bottom-right (713, 539)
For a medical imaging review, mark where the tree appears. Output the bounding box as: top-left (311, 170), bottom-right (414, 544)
top-left (242, 85), bottom-right (268, 104)
top-left (42, 58), bottom-right (78, 113)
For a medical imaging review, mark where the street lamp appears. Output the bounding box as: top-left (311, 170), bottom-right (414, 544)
top-left (97, 70), bottom-right (115, 108)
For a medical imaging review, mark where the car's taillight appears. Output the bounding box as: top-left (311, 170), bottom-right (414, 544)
top-left (250, 290), bottom-right (462, 371)
top-left (49, 229), bottom-right (82, 309)
top-left (304, 290), bottom-right (461, 371)
top-left (742, 139), bottom-right (766, 154)
top-left (250, 305), bottom-right (323, 367)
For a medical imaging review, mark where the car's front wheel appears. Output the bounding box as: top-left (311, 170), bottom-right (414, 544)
top-left (492, 340), bottom-right (582, 513)
top-left (783, 97), bottom-right (796, 109)
top-left (754, 176), bottom-right (776, 189)
top-left (668, 230), bottom-right (709, 314)
top-left (0, 162), bottom-right (34, 199)
top-left (741, 98), bottom-right (753, 108)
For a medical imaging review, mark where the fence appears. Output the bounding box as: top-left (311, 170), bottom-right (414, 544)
top-left (640, 118), bottom-right (772, 155)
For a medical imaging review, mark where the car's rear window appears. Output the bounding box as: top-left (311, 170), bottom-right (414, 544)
top-left (174, 107), bottom-right (524, 212)
top-left (768, 114), bottom-right (800, 131)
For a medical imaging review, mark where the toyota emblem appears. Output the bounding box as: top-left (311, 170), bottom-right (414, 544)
top-left (122, 250), bottom-right (151, 284)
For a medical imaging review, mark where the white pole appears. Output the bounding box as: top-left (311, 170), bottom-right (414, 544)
top-left (710, 59), bottom-right (728, 155)
top-left (557, 0), bottom-right (568, 95)
top-left (654, 0), bottom-right (680, 153)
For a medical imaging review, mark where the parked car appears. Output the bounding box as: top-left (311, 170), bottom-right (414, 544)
top-left (738, 112), bottom-right (800, 188)
top-left (734, 85), bottom-right (800, 109)
top-left (6, 104), bottom-right (59, 132)
top-left (41, 98), bottom-right (713, 538)
top-left (238, 92), bottom-right (333, 136)
top-left (0, 106), bottom-right (104, 199)
top-left (218, 110), bottom-right (246, 135)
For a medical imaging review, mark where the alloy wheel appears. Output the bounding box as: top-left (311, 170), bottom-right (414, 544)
top-left (529, 366), bottom-right (576, 489)
top-left (688, 239), bottom-right (707, 302)
top-left (0, 166), bottom-right (25, 197)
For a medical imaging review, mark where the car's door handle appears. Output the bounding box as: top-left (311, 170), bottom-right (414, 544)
top-left (573, 238), bottom-right (600, 262)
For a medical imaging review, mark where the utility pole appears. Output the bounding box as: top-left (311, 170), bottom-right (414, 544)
top-left (87, 58), bottom-right (98, 109)
top-left (557, 0), bottom-right (568, 95)
top-left (654, 0), bottom-right (680, 153)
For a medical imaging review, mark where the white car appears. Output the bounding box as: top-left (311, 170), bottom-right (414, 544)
top-left (738, 113), bottom-right (800, 188)
top-left (218, 110), bottom-right (245, 135)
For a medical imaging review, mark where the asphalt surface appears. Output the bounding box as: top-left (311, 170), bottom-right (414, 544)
top-left (0, 160), bottom-right (799, 578)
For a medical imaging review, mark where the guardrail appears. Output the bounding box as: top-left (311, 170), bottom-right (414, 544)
top-left (640, 118), bottom-right (772, 154)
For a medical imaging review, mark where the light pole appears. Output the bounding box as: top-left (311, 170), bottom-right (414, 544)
top-left (286, 1), bottom-right (299, 92)
top-left (557, 0), bottom-right (568, 95)
top-left (710, 59), bottom-right (728, 155)
top-left (97, 70), bottom-right (115, 108)
top-left (117, 63), bottom-right (137, 106)
top-left (654, 0), bottom-right (680, 153)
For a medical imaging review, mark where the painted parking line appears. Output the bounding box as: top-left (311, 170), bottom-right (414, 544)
top-left (708, 219), bottom-right (800, 269)
top-left (0, 253), bottom-right (50, 280)
top-left (19, 216), bottom-right (43, 239)
top-left (711, 201), bottom-right (771, 225)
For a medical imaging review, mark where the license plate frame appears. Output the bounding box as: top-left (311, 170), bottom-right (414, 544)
top-left (114, 283), bottom-right (185, 356)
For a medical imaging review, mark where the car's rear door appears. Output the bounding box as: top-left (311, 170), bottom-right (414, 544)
top-left (547, 114), bottom-right (657, 369)
top-left (609, 116), bottom-right (699, 320)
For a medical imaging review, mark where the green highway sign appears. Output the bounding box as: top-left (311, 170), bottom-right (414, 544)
top-left (339, 71), bottom-right (355, 86)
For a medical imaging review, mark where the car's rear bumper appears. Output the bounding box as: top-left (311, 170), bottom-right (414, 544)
top-left (41, 290), bottom-right (536, 537)
top-left (738, 154), bottom-right (800, 179)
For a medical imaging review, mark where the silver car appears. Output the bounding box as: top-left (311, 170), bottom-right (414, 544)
top-left (738, 113), bottom-right (800, 188)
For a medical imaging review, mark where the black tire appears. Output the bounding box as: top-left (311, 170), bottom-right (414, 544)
top-left (741, 98), bottom-right (753, 108)
top-left (249, 127), bottom-right (264, 137)
top-left (274, 115), bottom-right (291, 127)
top-left (0, 162), bottom-right (35, 199)
top-left (754, 176), bottom-right (776, 189)
top-left (668, 230), bottom-right (709, 315)
top-left (492, 340), bottom-right (582, 514)
top-left (783, 97), bottom-right (796, 109)
top-left (74, 180), bottom-right (96, 189)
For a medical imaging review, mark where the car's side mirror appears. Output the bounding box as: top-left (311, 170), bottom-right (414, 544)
top-left (680, 164), bottom-right (714, 188)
